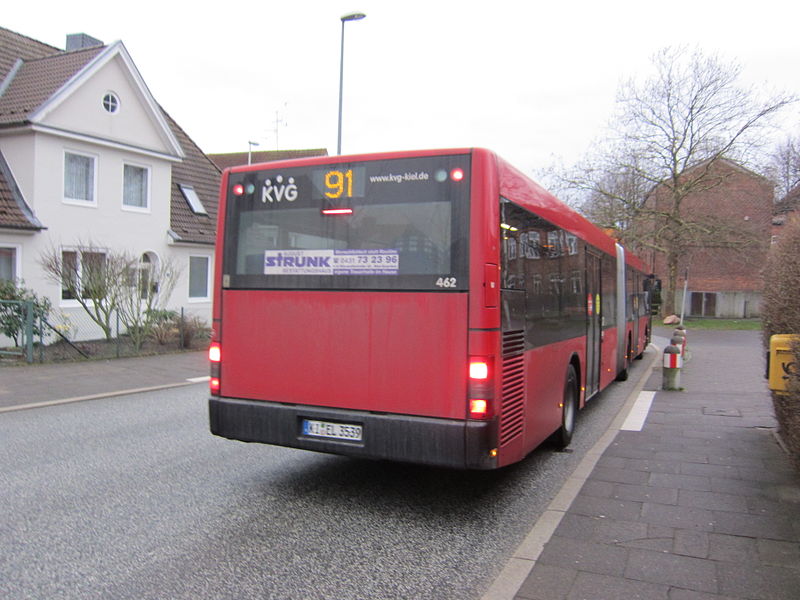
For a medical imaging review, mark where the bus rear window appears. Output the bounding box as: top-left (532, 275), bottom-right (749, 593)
top-left (222, 155), bottom-right (470, 291)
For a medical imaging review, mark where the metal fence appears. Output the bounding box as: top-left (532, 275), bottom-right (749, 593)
top-left (0, 299), bottom-right (38, 363)
top-left (0, 304), bottom-right (210, 363)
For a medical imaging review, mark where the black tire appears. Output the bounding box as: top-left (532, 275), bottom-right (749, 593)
top-left (635, 329), bottom-right (649, 360)
top-left (554, 365), bottom-right (578, 449)
top-left (616, 339), bottom-right (631, 381)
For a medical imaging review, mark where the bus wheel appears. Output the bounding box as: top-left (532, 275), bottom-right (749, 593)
top-left (616, 340), bottom-right (631, 381)
top-left (554, 365), bottom-right (578, 449)
top-left (635, 330), bottom-right (648, 360)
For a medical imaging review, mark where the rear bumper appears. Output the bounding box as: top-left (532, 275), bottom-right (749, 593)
top-left (209, 397), bottom-right (498, 469)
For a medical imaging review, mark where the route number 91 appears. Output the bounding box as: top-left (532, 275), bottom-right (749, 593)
top-left (324, 169), bottom-right (353, 199)
top-left (435, 277), bottom-right (457, 288)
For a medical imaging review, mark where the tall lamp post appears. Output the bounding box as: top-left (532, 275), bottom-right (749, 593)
top-left (337, 11), bottom-right (366, 155)
top-left (247, 140), bottom-right (259, 165)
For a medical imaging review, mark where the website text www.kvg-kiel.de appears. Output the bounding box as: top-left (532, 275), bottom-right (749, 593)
top-left (369, 171), bottom-right (430, 184)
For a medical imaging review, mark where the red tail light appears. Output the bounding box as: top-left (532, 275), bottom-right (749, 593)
top-left (468, 356), bottom-right (494, 419)
top-left (469, 399), bottom-right (489, 418)
top-left (469, 360), bottom-right (489, 380)
top-left (209, 342), bottom-right (221, 396)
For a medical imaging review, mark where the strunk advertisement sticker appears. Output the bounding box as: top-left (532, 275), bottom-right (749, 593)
top-left (264, 249), bottom-right (400, 275)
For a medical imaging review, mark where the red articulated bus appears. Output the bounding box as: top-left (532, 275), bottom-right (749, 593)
top-left (208, 148), bottom-right (652, 469)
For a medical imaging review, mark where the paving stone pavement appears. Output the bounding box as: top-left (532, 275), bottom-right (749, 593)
top-left (513, 329), bottom-right (800, 600)
top-left (0, 350), bottom-right (208, 410)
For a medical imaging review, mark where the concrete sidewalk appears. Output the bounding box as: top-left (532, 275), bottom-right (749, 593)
top-left (0, 350), bottom-right (208, 411)
top-left (505, 329), bottom-right (800, 600)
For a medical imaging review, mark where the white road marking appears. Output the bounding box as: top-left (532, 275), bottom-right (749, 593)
top-left (620, 391), bottom-right (656, 431)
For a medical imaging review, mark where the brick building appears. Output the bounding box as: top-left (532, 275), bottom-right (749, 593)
top-left (646, 158), bottom-right (773, 318)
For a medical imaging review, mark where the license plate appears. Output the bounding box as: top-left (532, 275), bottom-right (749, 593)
top-left (302, 419), bottom-right (363, 442)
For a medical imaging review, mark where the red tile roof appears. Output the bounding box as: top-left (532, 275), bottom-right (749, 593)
top-left (0, 45), bottom-right (104, 126)
top-left (164, 111), bottom-right (220, 245)
top-left (0, 25), bottom-right (58, 75)
top-left (0, 149), bottom-right (42, 230)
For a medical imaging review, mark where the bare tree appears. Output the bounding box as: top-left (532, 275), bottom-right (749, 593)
top-left (39, 242), bottom-right (132, 340)
top-left (40, 244), bottom-right (183, 348)
top-left (559, 47), bottom-right (795, 314)
top-left (561, 146), bottom-right (652, 243)
top-left (765, 135), bottom-right (800, 200)
top-left (116, 256), bottom-right (181, 351)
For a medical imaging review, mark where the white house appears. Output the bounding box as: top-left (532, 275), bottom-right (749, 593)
top-left (0, 27), bottom-right (220, 341)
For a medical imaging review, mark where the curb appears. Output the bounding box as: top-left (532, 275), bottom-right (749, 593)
top-left (0, 377), bottom-right (210, 414)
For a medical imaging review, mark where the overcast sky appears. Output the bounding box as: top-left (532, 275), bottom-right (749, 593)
top-left (5, 1), bottom-right (800, 174)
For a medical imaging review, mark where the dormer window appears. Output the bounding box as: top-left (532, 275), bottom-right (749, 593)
top-left (179, 184), bottom-right (208, 215)
top-left (102, 92), bottom-right (120, 114)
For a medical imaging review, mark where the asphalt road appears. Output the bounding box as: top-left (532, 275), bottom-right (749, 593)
top-left (0, 350), bottom-right (654, 600)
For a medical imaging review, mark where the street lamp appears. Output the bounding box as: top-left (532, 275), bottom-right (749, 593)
top-left (247, 140), bottom-right (260, 165)
top-left (337, 11), bottom-right (366, 155)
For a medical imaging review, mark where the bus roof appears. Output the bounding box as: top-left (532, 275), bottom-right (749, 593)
top-left (222, 147), bottom-right (473, 175)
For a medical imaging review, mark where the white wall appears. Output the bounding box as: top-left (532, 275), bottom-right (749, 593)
top-left (45, 54), bottom-right (172, 154)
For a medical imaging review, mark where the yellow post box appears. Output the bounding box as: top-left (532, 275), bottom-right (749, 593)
top-left (768, 334), bottom-right (800, 393)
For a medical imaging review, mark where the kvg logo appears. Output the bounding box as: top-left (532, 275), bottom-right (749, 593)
top-left (262, 175), bottom-right (298, 203)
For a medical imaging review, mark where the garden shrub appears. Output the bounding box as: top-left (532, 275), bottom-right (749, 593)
top-left (762, 216), bottom-right (800, 468)
top-left (0, 280), bottom-right (51, 346)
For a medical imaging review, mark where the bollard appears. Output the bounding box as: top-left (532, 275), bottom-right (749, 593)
top-left (670, 335), bottom-right (685, 356)
top-left (663, 344), bottom-right (683, 390)
top-left (672, 329), bottom-right (687, 356)
top-left (676, 325), bottom-right (688, 353)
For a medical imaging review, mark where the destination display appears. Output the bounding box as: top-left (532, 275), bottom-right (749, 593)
top-left (312, 166), bottom-right (366, 199)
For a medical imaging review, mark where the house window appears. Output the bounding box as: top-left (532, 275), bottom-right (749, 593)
top-left (138, 254), bottom-right (152, 299)
top-left (189, 256), bottom-right (210, 300)
top-left (524, 231), bottom-right (541, 259)
top-left (547, 231), bottom-right (562, 257)
top-left (61, 249), bottom-right (107, 301)
top-left (102, 92), bottom-right (120, 114)
top-left (64, 151), bottom-right (96, 204)
top-left (690, 292), bottom-right (717, 318)
top-left (571, 270), bottom-right (582, 294)
top-left (131, 253), bottom-right (161, 299)
top-left (532, 273), bottom-right (542, 294)
top-left (565, 233), bottom-right (578, 256)
top-left (0, 247), bottom-right (16, 282)
top-left (123, 164), bottom-right (149, 209)
top-left (179, 184), bottom-right (207, 215)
